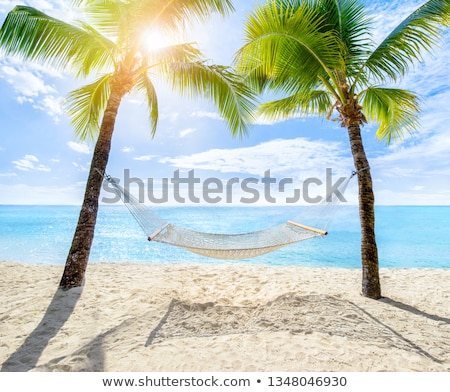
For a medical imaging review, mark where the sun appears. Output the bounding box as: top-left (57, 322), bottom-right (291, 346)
top-left (142, 30), bottom-right (170, 52)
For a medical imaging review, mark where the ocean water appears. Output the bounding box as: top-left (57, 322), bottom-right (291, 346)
top-left (0, 204), bottom-right (449, 268)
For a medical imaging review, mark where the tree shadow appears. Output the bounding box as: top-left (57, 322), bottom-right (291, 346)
top-left (349, 301), bottom-right (443, 364)
top-left (146, 299), bottom-right (177, 347)
top-left (380, 297), bottom-right (450, 324)
top-left (1, 286), bottom-right (82, 372)
top-left (38, 323), bottom-right (109, 372)
top-left (39, 313), bottom-right (153, 371)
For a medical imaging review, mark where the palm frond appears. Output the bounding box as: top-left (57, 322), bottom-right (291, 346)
top-left (235, 0), bottom-right (343, 98)
top-left (359, 87), bottom-right (420, 144)
top-left (75, 22), bottom-right (118, 77)
top-left (258, 90), bottom-right (333, 121)
top-left (0, 6), bottom-right (117, 77)
top-left (127, 0), bottom-right (234, 36)
top-left (362, 0), bottom-right (450, 83)
top-left (145, 42), bottom-right (202, 68)
top-left (81, 0), bottom-right (131, 39)
top-left (65, 74), bottom-right (112, 141)
top-left (133, 73), bottom-right (159, 137)
top-left (317, 0), bottom-right (373, 73)
top-left (166, 62), bottom-right (257, 137)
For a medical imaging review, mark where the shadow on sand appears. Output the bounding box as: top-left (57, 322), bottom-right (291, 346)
top-left (4, 292), bottom-right (448, 371)
top-left (380, 297), bottom-right (450, 324)
top-left (1, 286), bottom-right (83, 372)
top-left (145, 294), bottom-right (445, 365)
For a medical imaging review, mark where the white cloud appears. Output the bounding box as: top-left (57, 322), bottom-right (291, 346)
top-left (0, 0), bottom-right (54, 13)
top-left (161, 112), bottom-right (180, 123)
top-left (1, 56), bottom-right (63, 79)
top-left (351, 1), bottom-right (450, 206)
top-left (160, 137), bottom-right (352, 178)
top-left (12, 159), bottom-right (34, 171)
top-left (32, 0), bottom-right (55, 10)
top-left (153, 137), bottom-right (356, 206)
top-left (0, 0), bottom-right (20, 13)
top-left (369, 105), bottom-right (450, 205)
top-left (367, 1), bottom-right (421, 46)
top-left (0, 61), bottom-right (65, 120)
top-left (0, 0), bottom-right (77, 22)
top-left (72, 162), bottom-right (89, 172)
top-left (254, 115), bottom-right (294, 126)
top-left (134, 155), bottom-right (157, 161)
top-left (375, 189), bottom-right (450, 206)
top-left (17, 96), bottom-right (34, 104)
top-left (33, 95), bottom-right (64, 119)
top-left (395, 36), bottom-right (450, 99)
top-left (179, 128), bottom-right (197, 138)
top-left (0, 182), bottom-right (86, 205)
top-left (0, 172), bottom-right (17, 177)
top-left (367, 0), bottom-right (450, 98)
top-left (372, 91), bottom-right (450, 176)
top-left (126, 98), bottom-right (145, 106)
top-left (67, 141), bottom-right (91, 154)
top-left (12, 155), bottom-right (51, 172)
top-left (191, 111), bottom-right (222, 120)
top-left (37, 165), bottom-right (51, 172)
top-left (122, 146), bottom-right (135, 153)
top-left (24, 154), bottom-right (39, 162)
top-left (0, 66), bottom-right (57, 97)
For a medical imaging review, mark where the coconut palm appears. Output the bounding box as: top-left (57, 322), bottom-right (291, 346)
top-left (0, 0), bottom-right (255, 290)
top-left (235, 0), bottom-right (450, 298)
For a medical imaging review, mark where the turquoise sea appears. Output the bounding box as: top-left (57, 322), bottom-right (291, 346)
top-left (0, 205), bottom-right (449, 268)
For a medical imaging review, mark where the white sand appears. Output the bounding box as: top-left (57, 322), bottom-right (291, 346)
top-left (0, 261), bottom-right (449, 372)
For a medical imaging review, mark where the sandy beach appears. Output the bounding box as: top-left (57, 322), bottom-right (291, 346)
top-left (0, 261), bottom-right (449, 372)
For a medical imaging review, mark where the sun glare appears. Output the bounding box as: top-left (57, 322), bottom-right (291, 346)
top-left (142, 30), bottom-right (170, 52)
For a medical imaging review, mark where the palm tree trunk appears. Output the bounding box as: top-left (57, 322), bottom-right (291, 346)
top-left (347, 123), bottom-right (381, 299)
top-left (59, 85), bottom-right (125, 290)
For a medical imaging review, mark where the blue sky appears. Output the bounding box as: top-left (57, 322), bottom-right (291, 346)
top-left (0, 0), bottom-right (449, 205)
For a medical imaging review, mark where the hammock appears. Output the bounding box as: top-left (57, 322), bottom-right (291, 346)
top-left (102, 171), bottom-right (354, 260)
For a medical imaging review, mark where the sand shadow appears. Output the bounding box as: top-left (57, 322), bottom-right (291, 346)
top-left (38, 313), bottom-right (157, 371)
top-left (146, 299), bottom-right (177, 347)
top-left (145, 294), bottom-right (444, 364)
top-left (37, 322), bottom-right (121, 371)
top-left (1, 287), bottom-right (83, 372)
top-left (348, 301), bottom-right (443, 364)
top-left (380, 297), bottom-right (450, 324)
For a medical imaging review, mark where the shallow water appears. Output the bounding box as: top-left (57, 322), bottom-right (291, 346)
top-left (0, 205), bottom-right (449, 268)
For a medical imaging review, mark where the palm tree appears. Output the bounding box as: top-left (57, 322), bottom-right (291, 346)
top-left (0, 0), bottom-right (255, 290)
top-left (235, 0), bottom-right (450, 298)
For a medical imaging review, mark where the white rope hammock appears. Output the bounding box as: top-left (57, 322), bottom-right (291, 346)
top-left (102, 171), bottom-right (355, 260)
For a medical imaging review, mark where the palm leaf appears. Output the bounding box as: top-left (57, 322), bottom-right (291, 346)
top-left (258, 90), bottom-right (333, 121)
top-left (81, 0), bottom-right (132, 39)
top-left (362, 0), bottom-right (450, 83)
top-left (165, 61), bottom-right (256, 137)
top-left (65, 74), bottom-right (112, 141)
top-left (0, 6), bottom-right (117, 77)
top-left (75, 0), bottom-right (235, 26)
top-left (359, 87), bottom-right (420, 144)
top-left (145, 42), bottom-right (202, 69)
top-left (235, 0), bottom-right (343, 99)
top-left (317, 0), bottom-right (373, 73)
top-left (133, 73), bottom-right (159, 137)
top-left (137, 0), bottom-right (235, 31)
